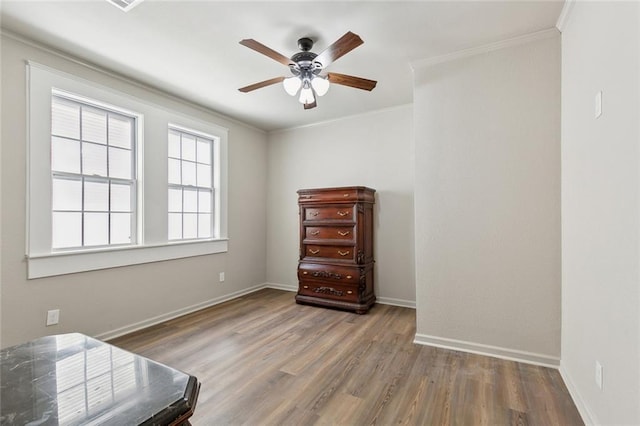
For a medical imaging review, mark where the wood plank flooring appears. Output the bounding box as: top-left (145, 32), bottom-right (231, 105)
top-left (110, 289), bottom-right (583, 425)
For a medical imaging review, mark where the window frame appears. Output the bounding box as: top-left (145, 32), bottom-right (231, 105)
top-left (50, 90), bottom-right (139, 250)
top-left (26, 62), bottom-right (228, 279)
top-left (167, 125), bottom-right (218, 242)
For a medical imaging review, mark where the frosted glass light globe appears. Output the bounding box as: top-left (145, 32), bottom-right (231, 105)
top-left (311, 76), bottom-right (330, 96)
top-left (298, 87), bottom-right (315, 104)
top-left (283, 77), bottom-right (302, 96)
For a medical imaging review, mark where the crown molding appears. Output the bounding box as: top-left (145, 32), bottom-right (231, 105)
top-left (556, 0), bottom-right (577, 32)
top-left (411, 27), bottom-right (559, 71)
top-left (0, 29), bottom-right (266, 134)
top-left (269, 103), bottom-right (413, 134)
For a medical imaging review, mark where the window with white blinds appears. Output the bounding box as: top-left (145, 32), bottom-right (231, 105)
top-left (27, 62), bottom-right (229, 279)
top-left (51, 94), bottom-right (137, 249)
top-left (168, 127), bottom-right (215, 241)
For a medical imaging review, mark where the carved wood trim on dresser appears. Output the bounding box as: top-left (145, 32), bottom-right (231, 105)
top-left (295, 186), bottom-right (376, 314)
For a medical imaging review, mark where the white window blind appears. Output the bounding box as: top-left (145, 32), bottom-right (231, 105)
top-left (51, 93), bottom-right (137, 249)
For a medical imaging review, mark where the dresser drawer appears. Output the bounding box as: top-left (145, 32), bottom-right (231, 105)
top-left (303, 244), bottom-right (356, 262)
top-left (298, 187), bottom-right (376, 204)
top-left (304, 206), bottom-right (354, 222)
top-left (298, 281), bottom-right (359, 303)
top-left (305, 226), bottom-right (354, 241)
top-left (298, 263), bottom-right (360, 284)
top-left (299, 189), bottom-right (361, 203)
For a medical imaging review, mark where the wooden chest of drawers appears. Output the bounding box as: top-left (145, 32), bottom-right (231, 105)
top-left (295, 186), bottom-right (376, 314)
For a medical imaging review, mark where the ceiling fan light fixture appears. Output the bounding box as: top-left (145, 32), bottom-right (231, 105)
top-left (283, 76), bottom-right (302, 96)
top-left (311, 76), bottom-right (330, 97)
top-left (299, 87), bottom-right (315, 105)
top-left (238, 31), bottom-right (376, 110)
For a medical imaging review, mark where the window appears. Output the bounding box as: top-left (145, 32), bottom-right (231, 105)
top-left (167, 127), bottom-right (215, 241)
top-left (51, 93), bottom-right (137, 249)
top-left (27, 62), bottom-right (228, 279)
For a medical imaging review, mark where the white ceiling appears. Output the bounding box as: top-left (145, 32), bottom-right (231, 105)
top-left (0, 0), bottom-right (564, 131)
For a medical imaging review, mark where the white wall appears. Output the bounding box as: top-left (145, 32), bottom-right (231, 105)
top-left (266, 105), bottom-right (415, 306)
top-left (412, 33), bottom-right (562, 365)
top-left (560, 2), bottom-right (640, 424)
top-left (0, 35), bottom-right (268, 348)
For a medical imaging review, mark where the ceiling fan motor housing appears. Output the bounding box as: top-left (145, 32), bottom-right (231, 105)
top-left (291, 38), bottom-right (322, 77)
top-left (291, 51), bottom-right (317, 64)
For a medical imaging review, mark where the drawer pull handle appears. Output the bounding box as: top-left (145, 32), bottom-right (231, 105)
top-left (303, 271), bottom-right (308, 275)
top-left (343, 193), bottom-right (350, 197)
top-left (338, 231), bottom-right (350, 236)
top-left (338, 250), bottom-right (350, 256)
top-left (310, 230), bottom-right (320, 236)
top-left (347, 290), bottom-right (353, 294)
top-left (309, 211), bottom-right (319, 217)
top-left (314, 287), bottom-right (344, 296)
top-left (303, 285), bottom-right (309, 289)
top-left (309, 249), bottom-right (320, 254)
top-left (346, 275), bottom-right (352, 279)
top-left (337, 211), bottom-right (349, 217)
top-left (312, 271), bottom-right (342, 280)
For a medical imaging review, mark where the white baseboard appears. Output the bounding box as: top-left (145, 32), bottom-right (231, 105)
top-left (414, 333), bottom-right (560, 368)
top-left (264, 282), bottom-right (297, 292)
top-left (559, 364), bottom-right (595, 425)
top-left (96, 283), bottom-right (267, 341)
top-left (96, 281), bottom-right (416, 342)
top-left (376, 296), bottom-right (416, 309)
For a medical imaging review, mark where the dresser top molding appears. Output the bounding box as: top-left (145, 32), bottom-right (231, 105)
top-left (297, 186), bottom-right (376, 204)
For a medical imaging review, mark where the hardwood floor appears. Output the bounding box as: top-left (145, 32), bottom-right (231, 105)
top-left (110, 289), bottom-right (583, 425)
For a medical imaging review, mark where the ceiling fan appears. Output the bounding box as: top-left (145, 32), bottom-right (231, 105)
top-left (238, 31), bottom-right (377, 110)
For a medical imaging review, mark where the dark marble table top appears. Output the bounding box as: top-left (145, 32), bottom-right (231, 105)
top-left (0, 333), bottom-right (199, 425)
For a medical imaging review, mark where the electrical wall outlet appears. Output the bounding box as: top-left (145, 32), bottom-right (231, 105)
top-left (595, 361), bottom-right (603, 390)
top-left (219, 272), bottom-right (225, 282)
top-left (46, 309), bottom-right (60, 326)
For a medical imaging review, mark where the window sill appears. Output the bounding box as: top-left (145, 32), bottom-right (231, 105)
top-left (26, 239), bottom-right (229, 279)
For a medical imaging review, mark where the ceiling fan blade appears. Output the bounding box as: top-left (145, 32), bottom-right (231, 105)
top-left (239, 39), bottom-right (294, 67)
top-left (238, 76), bottom-right (285, 93)
top-left (303, 100), bottom-right (317, 110)
top-left (327, 73), bottom-right (377, 91)
top-left (313, 31), bottom-right (364, 69)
